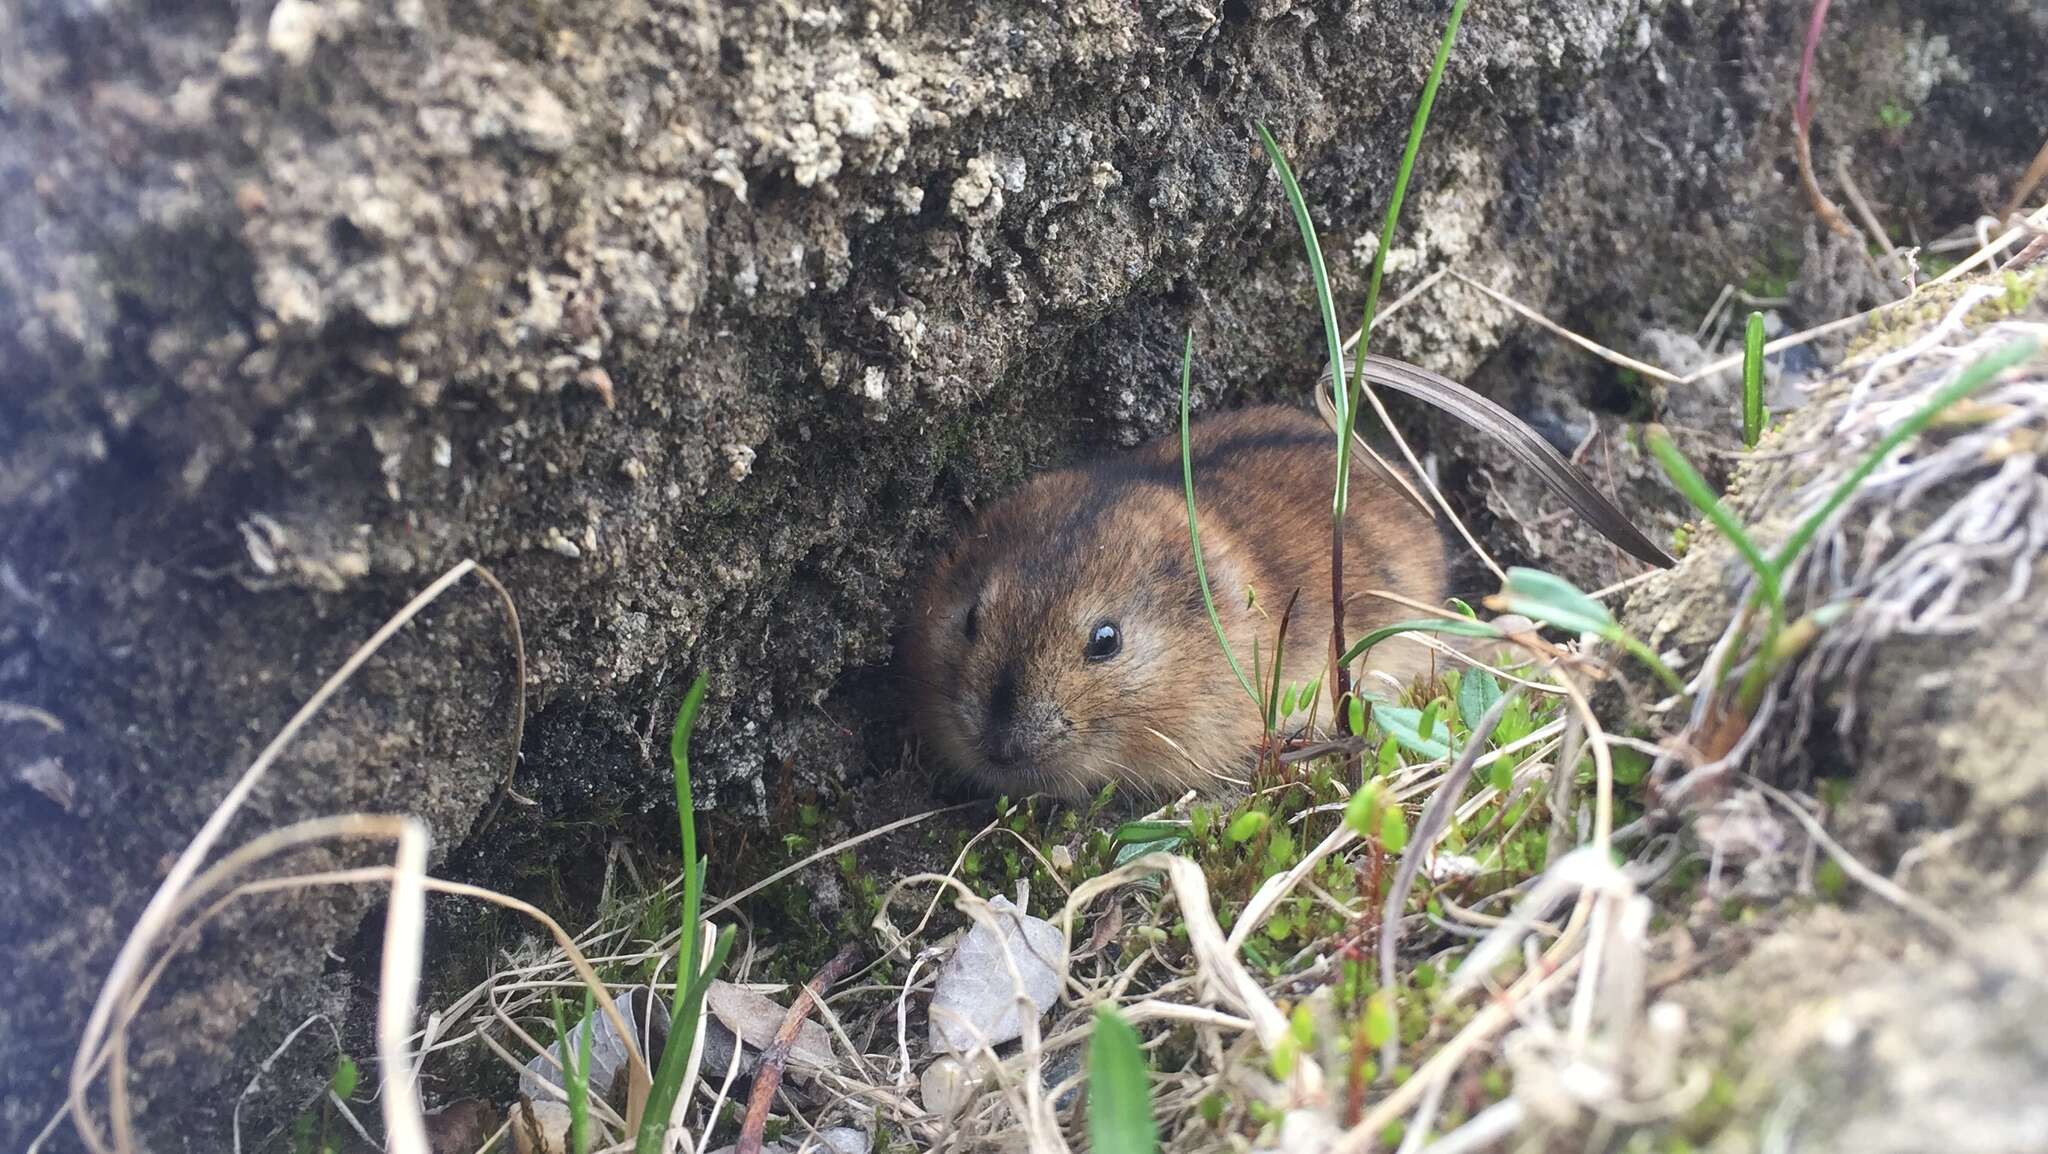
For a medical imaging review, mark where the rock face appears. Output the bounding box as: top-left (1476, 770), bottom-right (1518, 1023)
top-left (1, 0), bottom-right (2042, 1148)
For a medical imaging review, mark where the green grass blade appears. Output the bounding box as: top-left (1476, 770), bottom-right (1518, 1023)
top-left (550, 993), bottom-right (592, 1154)
top-left (1337, 616), bottom-right (1502, 668)
top-left (1253, 123), bottom-right (1351, 439)
top-left (638, 673), bottom-right (726, 1154)
top-left (1346, 0), bottom-right (1472, 398)
top-left (1087, 1005), bottom-right (1160, 1154)
top-left (1179, 330), bottom-right (1260, 708)
top-left (1770, 337), bottom-right (2038, 573)
top-left (1742, 311), bottom-right (1766, 448)
top-left (1645, 424), bottom-right (1782, 633)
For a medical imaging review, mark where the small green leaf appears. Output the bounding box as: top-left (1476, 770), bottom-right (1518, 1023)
top-left (1280, 683), bottom-right (1298, 717)
top-left (1816, 857), bottom-right (1848, 900)
top-left (1376, 736), bottom-right (1400, 776)
top-left (1343, 785), bottom-right (1383, 839)
top-left (1363, 991), bottom-right (1396, 1049)
top-left (1269, 1035), bottom-right (1298, 1080)
top-left (1226, 810), bottom-right (1270, 844)
top-left (328, 1054), bottom-right (359, 1101)
top-left (1456, 670), bottom-right (1503, 731)
top-left (1290, 1003), bottom-right (1316, 1046)
top-left (1088, 1005), bottom-right (1161, 1154)
top-left (1611, 746), bottom-right (1650, 786)
top-left (1374, 705), bottom-right (1451, 759)
top-left (1488, 756), bottom-right (1513, 795)
top-left (1494, 567), bottom-right (1617, 638)
top-left (1380, 807), bottom-right (1410, 854)
top-left (1265, 824), bottom-right (1298, 870)
top-left (1114, 820), bottom-right (1190, 846)
top-left (1199, 1093), bottom-right (1226, 1127)
top-left (1348, 695), bottom-right (1368, 735)
top-left (1742, 311), bottom-right (1767, 449)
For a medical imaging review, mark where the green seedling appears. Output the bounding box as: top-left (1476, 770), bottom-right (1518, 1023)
top-left (1742, 311), bottom-right (1767, 448)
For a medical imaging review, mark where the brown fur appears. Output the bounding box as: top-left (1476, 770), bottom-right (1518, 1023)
top-left (903, 405), bottom-right (1448, 801)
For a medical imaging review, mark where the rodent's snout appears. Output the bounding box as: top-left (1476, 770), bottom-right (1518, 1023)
top-left (974, 662), bottom-right (1068, 769)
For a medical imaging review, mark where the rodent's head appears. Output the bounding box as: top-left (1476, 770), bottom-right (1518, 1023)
top-left (903, 466), bottom-right (1240, 802)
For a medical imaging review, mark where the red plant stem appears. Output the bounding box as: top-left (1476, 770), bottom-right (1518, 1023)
top-left (733, 942), bottom-right (860, 1154)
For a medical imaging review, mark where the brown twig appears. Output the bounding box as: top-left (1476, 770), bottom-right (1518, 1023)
top-left (2002, 134), bottom-right (2048, 223)
top-left (734, 942), bottom-right (861, 1154)
top-left (1793, 0), bottom-right (1855, 239)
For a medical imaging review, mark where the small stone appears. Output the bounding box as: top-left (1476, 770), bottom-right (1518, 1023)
top-left (578, 367), bottom-right (615, 409)
top-left (266, 0), bottom-right (320, 65)
top-left (542, 528), bottom-right (582, 559)
top-left (722, 443), bottom-right (756, 482)
top-left (920, 1054), bottom-right (975, 1116)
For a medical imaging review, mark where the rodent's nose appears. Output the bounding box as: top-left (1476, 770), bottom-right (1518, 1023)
top-left (983, 665), bottom-right (1030, 766)
top-left (987, 665), bottom-right (1019, 728)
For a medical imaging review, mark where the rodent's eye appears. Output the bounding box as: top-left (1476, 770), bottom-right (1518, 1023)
top-left (963, 599), bottom-right (980, 643)
top-left (1084, 621), bottom-right (1122, 663)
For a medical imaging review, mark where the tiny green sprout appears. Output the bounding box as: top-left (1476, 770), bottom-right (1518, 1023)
top-left (1877, 101), bottom-right (1913, 130)
top-left (1487, 755), bottom-right (1513, 795)
top-left (329, 1054), bottom-right (359, 1100)
top-left (1290, 1003), bottom-right (1316, 1046)
top-left (1611, 746), bottom-right (1650, 786)
top-left (798, 802), bottom-right (822, 828)
top-left (1380, 1121), bottom-right (1407, 1147)
top-left (1816, 857), bottom-right (1849, 901)
top-left (1091, 779), bottom-right (1118, 814)
top-left (1344, 784), bottom-right (1383, 839)
top-left (1480, 1066), bottom-right (1509, 1099)
top-left (1818, 778), bottom-right (1850, 809)
top-left (1348, 694), bottom-right (1367, 735)
top-left (1413, 962), bottom-right (1438, 989)
top-left (1363, 991), bottom-right (1396, 1048)
top-left (1265, 913), bottom-right (1294, 942)
top-left (1376, 737), bottom-right (1400, 777)
top-left (1269, 1034), bottom-right (1299, 1080)
top-left (1265, 825), bottom-right (1299, 871)
top-left (1226, 809), bottom-right (1270, 844)
top-left (1190, 803), bottom-right (1216, 841)
top-left (1742, 311), bottom-right (1767, 448)
top-left (1446, 596), bottom-right (1477, 618)
top-left (1380, 807), bottom-right (1410, 854)
top-left (1199, 1093), bottom-right (1227, 1127)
